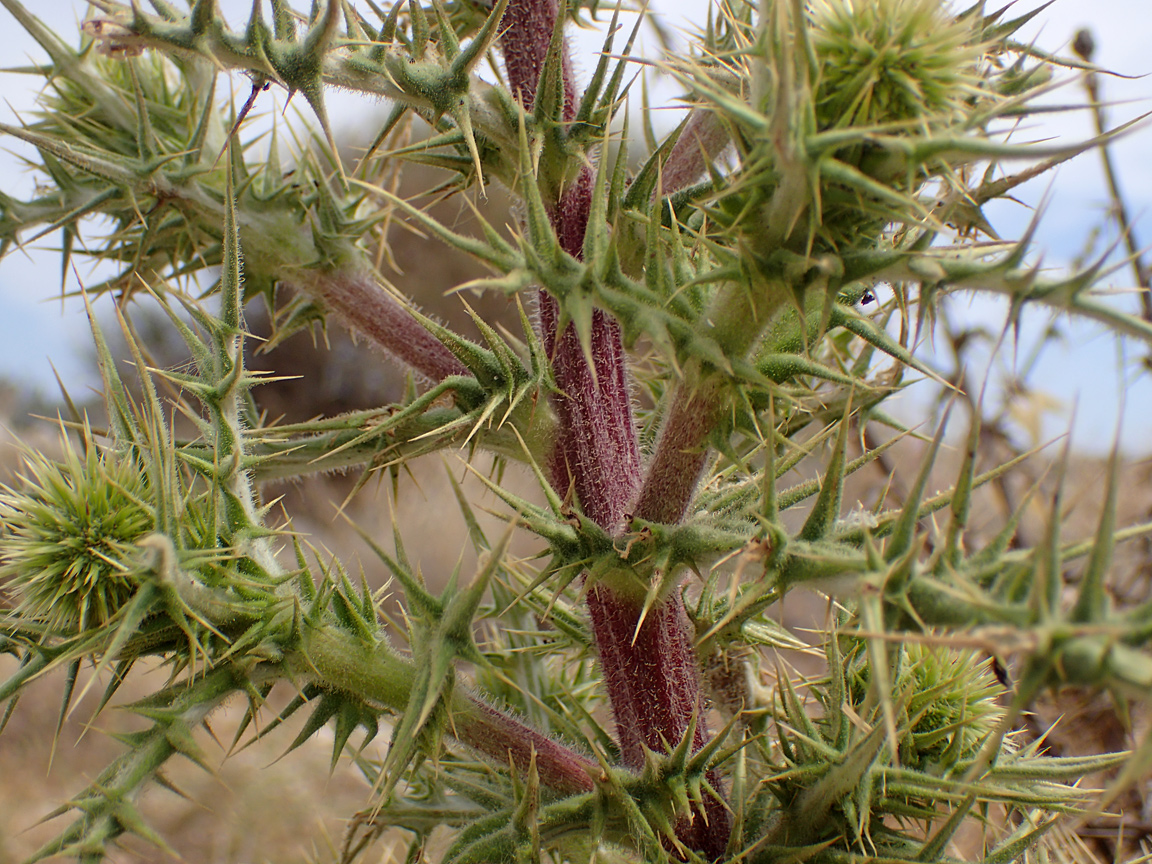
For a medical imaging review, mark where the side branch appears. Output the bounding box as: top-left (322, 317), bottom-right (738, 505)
top-left (656, 110), bottom-right (732, 202)
top-left (298, 270), bottom-right (469, 383)
top-left (299, 621), bottom-right (596, 796)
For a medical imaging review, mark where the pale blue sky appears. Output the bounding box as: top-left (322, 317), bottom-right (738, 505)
top-left (0, 0), bottom-right (1150, 453)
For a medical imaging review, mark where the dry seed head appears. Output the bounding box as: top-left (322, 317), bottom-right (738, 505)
top-left (0, 434), bottom-right (153, 633)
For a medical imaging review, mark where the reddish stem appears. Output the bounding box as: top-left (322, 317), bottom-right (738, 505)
top-left (459, 693), bottom-right (596, 796)
top-left (536, 174), bottom-right (639, 531)
top-left (633, 380), bottom-right (723, 525)
top-left (302, 270), bottom-right (468, 383)
top-left (632, 110), bottom-right (744, 526)
top-left (656, 110), bottom-right (731, 203)
top-left (585, 584), bottom-right (731, 859)
top-left (499, 1), bottom-right (731, 856)
top-left (499, 0), bottom-right (579, 113)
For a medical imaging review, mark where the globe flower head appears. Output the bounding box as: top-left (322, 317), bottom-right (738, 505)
top-left (844, 639), bottom-right (1005, 772)
top-left (898, 643), bottom-right (1005, 771)
top-left (668, 0), bottom-right (1040, 262)
top-left (809, 0), bottom-right (985, 134)
top-left (0, 433), bottom-right (153, 634)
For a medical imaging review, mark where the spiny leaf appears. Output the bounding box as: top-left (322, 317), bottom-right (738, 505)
top-left (886, 401), bottom-right (954, 563)
top-left (798, 400), bottom-right (853, 542)
top-left (1070, 430), bottom-right (1121, 624)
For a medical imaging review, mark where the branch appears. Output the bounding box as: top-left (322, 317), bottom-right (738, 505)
top-left (298, 623), bottom-right (596, 796)
top-left (295, 270), bottom-right (468, 383)
top-left (655, 109), bottom-right (732, 202)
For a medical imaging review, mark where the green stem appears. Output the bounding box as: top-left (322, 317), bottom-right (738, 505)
top-left (635, 279), bottom-right (790, 525)
top-left (161, 552), bottom-right (598, 796)
top-left (297, 621), bottom-right (596, 796)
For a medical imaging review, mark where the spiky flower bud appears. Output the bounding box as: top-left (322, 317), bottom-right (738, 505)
top-left (809, 0), bottom-right (982, 133)
top-left (846, 640), bottom-right (1004, 772)
top-left (0, 434), bottom-right (152, 633)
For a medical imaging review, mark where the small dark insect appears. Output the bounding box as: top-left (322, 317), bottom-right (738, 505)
top-left (860, 289), bottom-right (876, 305)
top-left (990, 655), bottom-right (1010, 688)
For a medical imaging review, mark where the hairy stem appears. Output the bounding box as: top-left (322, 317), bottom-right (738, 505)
top-left (297, 270), bottom-right (469, 383)
top-left (299, 622), bottom-right (596, 796)
top-left (499, 0), bottom-right (578, 112)
top-left (633, 377), bottom-right (724, 524)
top-left (656, 109), bottom-right (732, 202)
top-left (167, 567), bottom-right (596, 796)
top-left (637, 278), bottom-right (789, 525)
top-left (500, 0), bottom-right (731, 856)
top-left (584, 584), bottom-right (733, 860)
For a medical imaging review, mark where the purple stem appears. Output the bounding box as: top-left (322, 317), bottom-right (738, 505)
top-left (499, 1), bottom-right (731, 857)
top-left (298, 269), bottom-right (601, 793)
top-left (300, 270), bottom-right (469, 383)
top-left (459, 693), bottom-right (596, 796)
top-left (656, 110), bottom-right (731, 202)
top-left (536, 178), bottom-right (640, 531)
top-left (633, 379), bottom-right (723, 525)
top-left (584, 583), bottom-right (732, 859)
top-left (632, 110), bottom-right (741, 525)
top-left (634, 275), bottom-right (786, 531)
top-left (499, 0), bottom-right (579, 113)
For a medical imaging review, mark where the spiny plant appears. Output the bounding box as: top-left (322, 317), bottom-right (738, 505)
top-left (1, 0), bottom-right (1151, 861)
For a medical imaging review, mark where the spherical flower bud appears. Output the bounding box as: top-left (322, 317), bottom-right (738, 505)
top-left (0, 434), bottom-right (153, 633)
top-left (810, 0), bottom-right (983, 134)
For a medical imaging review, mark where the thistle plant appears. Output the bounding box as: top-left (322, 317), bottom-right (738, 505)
top-left (2, 0), bottom-right (1152, 862)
